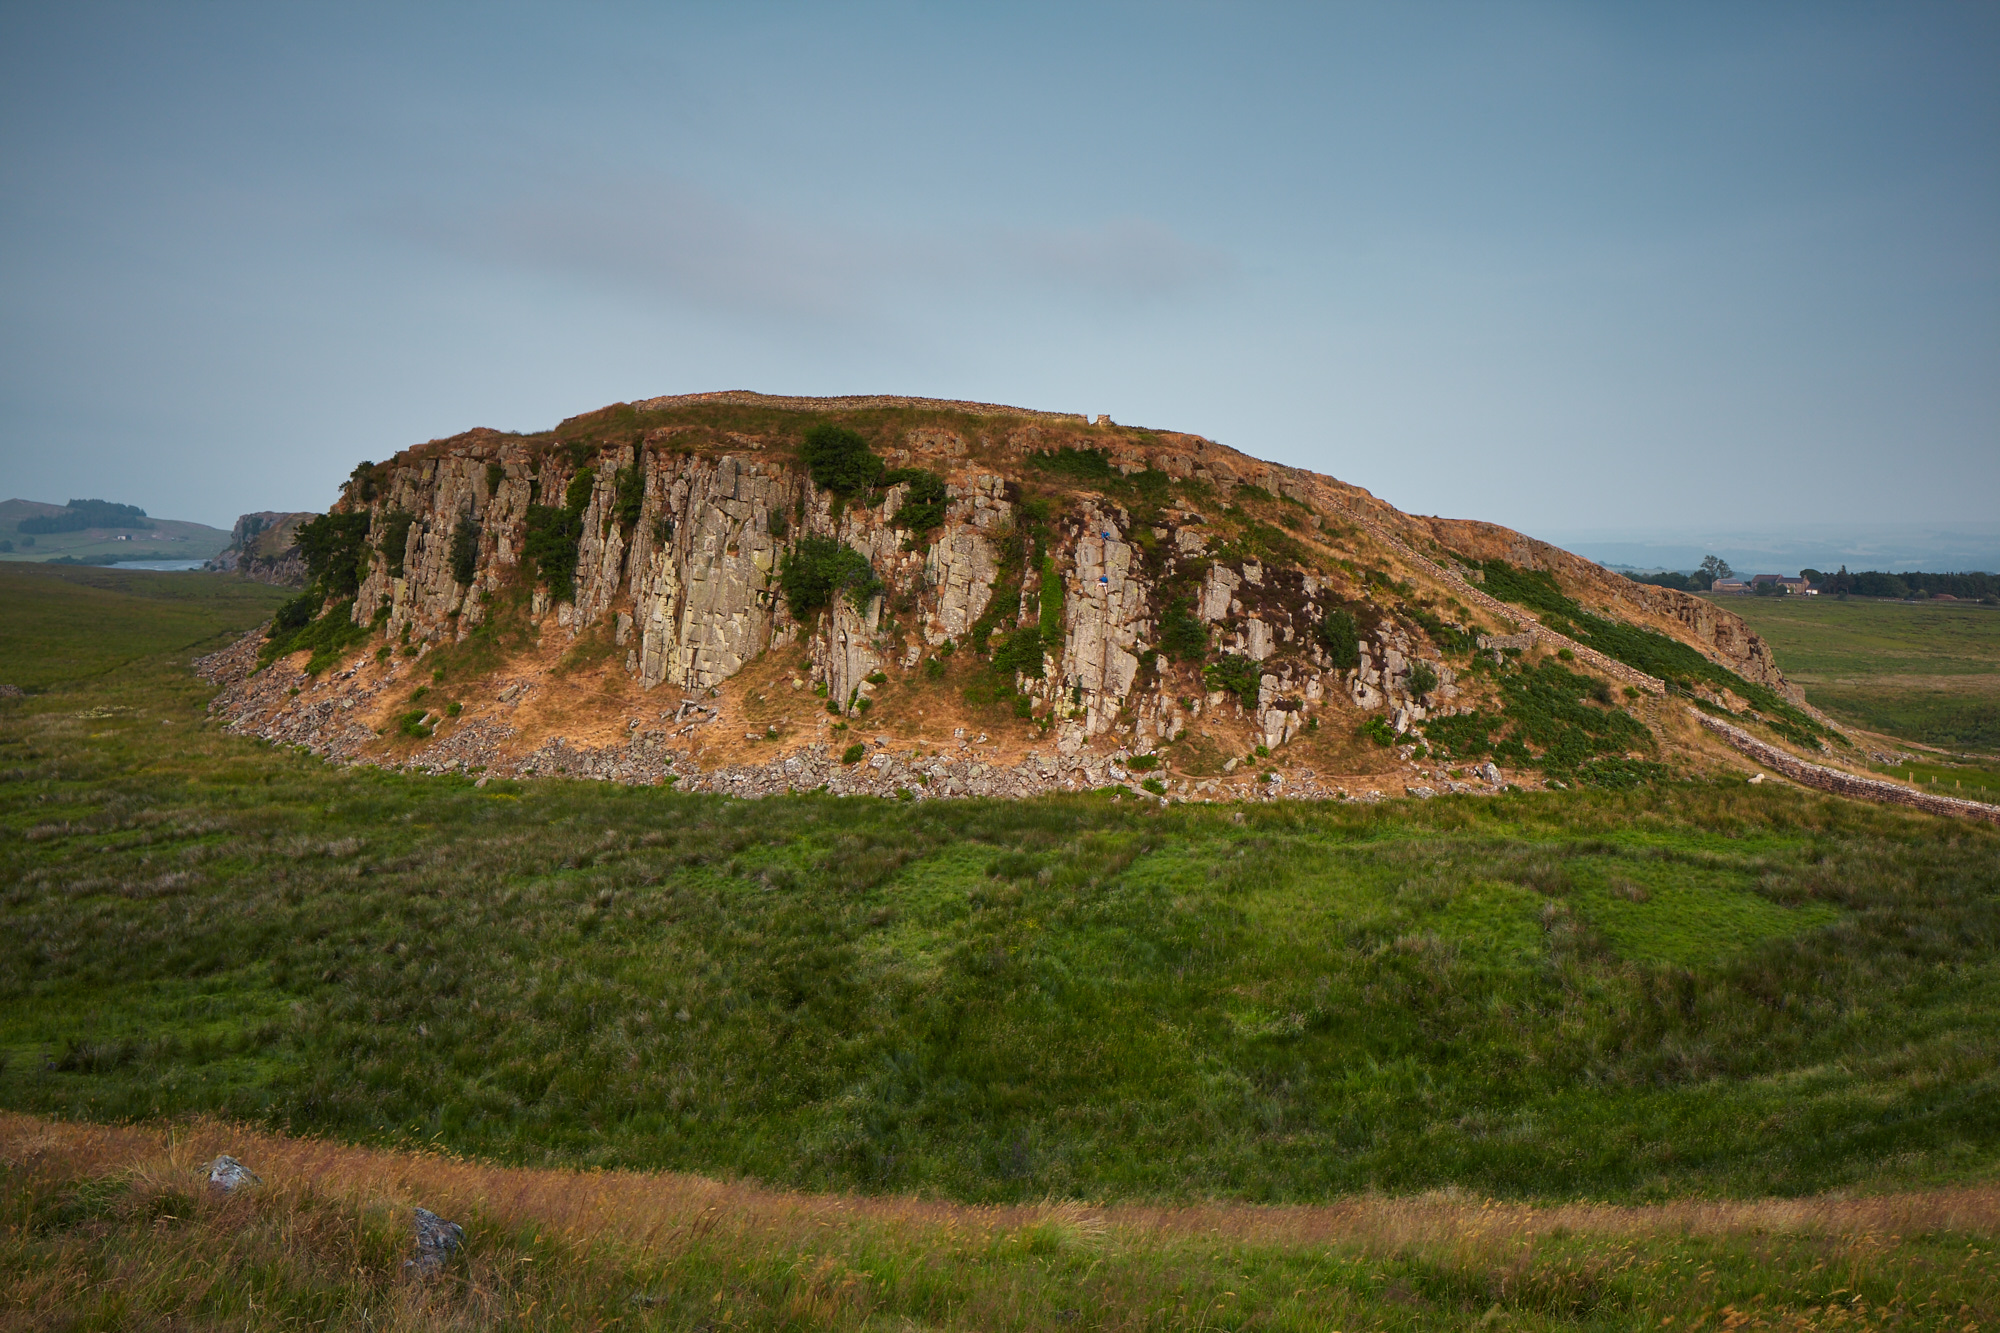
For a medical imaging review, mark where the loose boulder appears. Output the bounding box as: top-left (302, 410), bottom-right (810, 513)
top-left (207, 1155), bottom-right (261, 1192)
top-left (405, 1206), bottom-right (465, 1276)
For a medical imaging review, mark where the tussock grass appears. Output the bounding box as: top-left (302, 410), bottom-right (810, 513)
top-left (5, 1113), bottom-right (1995, 1330)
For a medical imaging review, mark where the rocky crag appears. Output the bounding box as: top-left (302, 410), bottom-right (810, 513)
top-left (206, 511), bottom-right (313, 586)
top-left (199, 391), bottom-right (1851, 803)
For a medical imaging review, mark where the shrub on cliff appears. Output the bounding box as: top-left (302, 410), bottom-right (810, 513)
top-left (1158, 598), bottom-right (1208, 663)
top-left (779, 534), bottom-right (882, 620)
top-left (295, 511), bottom-right (372, 599)
top-left (1203, 654), bottom-right (1261, 710)
top-left (523, 469), bottom-right (594, 603)
top-left (1407, 661), bottom-right (1439, 700)
top-left (449, 517), bottom-right (480, 587)
top-left (883, 468), bottom-right (948, 539)
top-left (800, 424), bottom-right (882, 496)
top-left (377, 509), bottom-right (416, 579)
top-left (612, 463), bottom-right (644, 532)
top-left (1315, 607), bottom-right (1360, 670)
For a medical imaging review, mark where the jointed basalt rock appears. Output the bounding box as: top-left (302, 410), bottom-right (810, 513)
top-left (213, 392), bottom-right (1848, 804)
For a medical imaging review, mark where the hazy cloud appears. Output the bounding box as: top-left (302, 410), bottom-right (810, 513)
top-left (390, 171), bottom-right (1234, 324)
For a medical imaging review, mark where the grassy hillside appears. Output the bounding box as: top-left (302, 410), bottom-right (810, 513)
top-left (4, 569), bottom-right (1998, 1212)
top-left (0, 497), bottom-right (231, 564)
top-left (1714, 594), bottom-right (2000, 751)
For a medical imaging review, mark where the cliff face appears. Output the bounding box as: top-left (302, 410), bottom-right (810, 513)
top-left (207, 512), bottom-right (312, 586)
top-left (202, 392), bottom-right (1814, 797)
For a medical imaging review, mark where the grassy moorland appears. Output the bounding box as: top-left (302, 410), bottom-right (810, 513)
top-left (6, 1115), bottom-right (1996, 1331)
top-left (2, 568), bottom-right (1998, 1327)
top-left (0, 561), bottom-right (290, 691)
top-left (1713, 594), bottom-right (2000, 752)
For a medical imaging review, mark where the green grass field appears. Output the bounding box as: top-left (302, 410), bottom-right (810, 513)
top-left (0, 562), bottom-right (290, 691)
top-left (4, 566), bottom-right (1998, 1215)
top-left (4, 561), bottom-right (1998, 1328)
top-left (1711, 594), bottom-right (2000, 751)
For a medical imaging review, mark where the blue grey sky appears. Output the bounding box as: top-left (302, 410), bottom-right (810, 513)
top-left (2, 3), bottom-right (1994, 539)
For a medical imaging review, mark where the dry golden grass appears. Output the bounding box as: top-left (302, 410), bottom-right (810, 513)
top-left (6, 1113), bottom-right (1995, 1331)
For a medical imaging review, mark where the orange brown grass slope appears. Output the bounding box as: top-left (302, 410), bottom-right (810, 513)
top-left (5, 1113), bottom-right (1996, 1331)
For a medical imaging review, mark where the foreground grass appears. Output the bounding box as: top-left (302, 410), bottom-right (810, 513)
top-left (1712, 595), bottom-right (2000, 750)
top-left (6, 1114), bottom-right (1996, 1331)
top-left (3, 577), bottom-right (1999, 1210)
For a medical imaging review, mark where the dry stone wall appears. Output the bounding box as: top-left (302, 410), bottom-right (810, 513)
top-left (1696, 713), bottom-right (2000, 826)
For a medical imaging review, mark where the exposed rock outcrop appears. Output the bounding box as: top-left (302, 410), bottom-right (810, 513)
top-left (201, 392), bottom-right (1828, 799)
top-left (207, 512), bottom-right (312, 586)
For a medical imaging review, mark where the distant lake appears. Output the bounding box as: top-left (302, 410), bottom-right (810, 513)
top-left (111, 560), bottom-right (209, 572)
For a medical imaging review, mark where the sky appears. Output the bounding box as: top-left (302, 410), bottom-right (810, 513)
top-left (1, 2), bottom-right (1995, 547)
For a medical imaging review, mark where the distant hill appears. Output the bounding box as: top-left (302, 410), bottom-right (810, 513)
top-left (0, 498), bottom-right (231, 564)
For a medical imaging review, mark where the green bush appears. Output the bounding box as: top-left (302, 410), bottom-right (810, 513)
top-left (1407, 662), bottom-right (1439, 700)
top-left (1159, 598), bottom-right (1208, 663)
top-left (522, 468), bottom-right (595, 603)
top-left (1126, 754), bottom-right (1159, 772)
top-left (1037, 555), bottom-right (1064, 649)
top-left (261, 598), bottom-right (371, 674)
top-left (1316, 607), bottom-right (1360, 669)
top-left (840, 742), bottom-right (866, 765)
top-left (1141, 777), bottom-right (1167, 795)
top-left (449, 517), bottom-right (481, 586)
top-left (270, 590), bottom-right (318, 635)
top-left (295, 511), bottom-right (372, 599)
top-left (397, 709), bottom-right (433, 739)
top-left (1359, 715), bottom-right (1397, 746)
top-left (800, 424), bottom-right (882, 495)
top-left (883, 468), bottom-right (948, 537)
top-left (990, 624), bottom-right (1048, 679)
top-left (779, 535), bottom-right (883, 620)
top-left (923, 656), bottom-right (946, 680)
top-left (612, 463), bottom-right (644, 531)
top-left (1203, 654), bottom-right (1261, 710)
top-left (377, 509), bottom-right (417, 579)
top-left (1422, 710), bottom-right (1497, 760)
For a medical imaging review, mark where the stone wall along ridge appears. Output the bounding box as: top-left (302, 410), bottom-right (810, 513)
top-left (628, 390), bottom-right (1090, 425)
top-left (1696, 712), bottom-right (2000, 826)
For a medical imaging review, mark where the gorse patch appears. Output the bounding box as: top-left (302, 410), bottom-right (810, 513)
top-left (1159, 598), bottom-right (1209, 663)
top-left (1316, 607), bottom-right (1361, 670)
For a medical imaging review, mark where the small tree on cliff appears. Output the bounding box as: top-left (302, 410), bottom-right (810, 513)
top-left (800, 424), bottom-right (883, 496)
